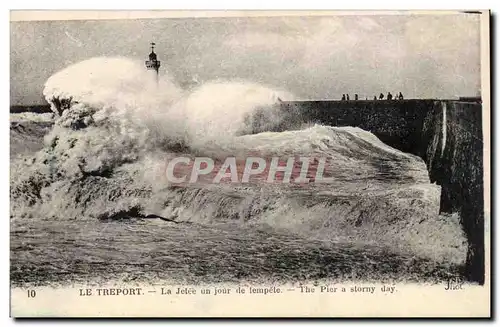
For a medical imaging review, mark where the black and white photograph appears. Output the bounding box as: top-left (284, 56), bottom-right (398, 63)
top-left (9, 10), bottom-right (490, 317)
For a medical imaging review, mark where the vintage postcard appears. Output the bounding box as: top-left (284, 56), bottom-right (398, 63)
top-left (10, 10), bottom-right (490, 317)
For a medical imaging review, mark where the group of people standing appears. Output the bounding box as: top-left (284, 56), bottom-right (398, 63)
top-left (341, 92), bottom-right (404, 101)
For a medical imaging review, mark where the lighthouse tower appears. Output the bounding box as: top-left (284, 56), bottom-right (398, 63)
top-left (145, 42), bottom-right (161, 84)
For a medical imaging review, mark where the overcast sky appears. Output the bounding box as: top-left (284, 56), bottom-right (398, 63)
top-left (11, 13), bottom-right (481, 105)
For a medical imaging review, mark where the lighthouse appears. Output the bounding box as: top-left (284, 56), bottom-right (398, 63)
top-left (145, 42), bottom-right (161, 84)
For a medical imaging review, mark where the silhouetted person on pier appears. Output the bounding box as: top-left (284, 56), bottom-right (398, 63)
top-left (374, 96), bottom-right (377, 100)
top-left (341, 94), bottom-right (346, 101)
top-left (355, 94), bottom-right (359, 100)
top-left (398, 92), bottom-right (404, 100)
top-left (346, 94), bottom-right (350, 101)
top-left (379, 93), bottom-right (384, 100)
top-left (387, 92), bottom-right (393, 100)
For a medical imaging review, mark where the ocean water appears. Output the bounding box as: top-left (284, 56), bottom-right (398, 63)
top-left (10, 57), bottom-right (466, 286)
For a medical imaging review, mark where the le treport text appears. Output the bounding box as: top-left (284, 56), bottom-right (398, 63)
top-left (79, 285), bottom-right (396, 297)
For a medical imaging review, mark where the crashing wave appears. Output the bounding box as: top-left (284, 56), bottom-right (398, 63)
top-left (10, 56), bottom-right (467, 265)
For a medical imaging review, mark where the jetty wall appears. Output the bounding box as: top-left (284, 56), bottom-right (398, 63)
top-left (281, 99), bottom-right (485, 283)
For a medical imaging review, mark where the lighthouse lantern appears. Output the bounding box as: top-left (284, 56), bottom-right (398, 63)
top-left (145, 42), bottom-right (161, 83)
